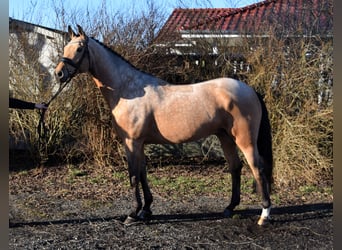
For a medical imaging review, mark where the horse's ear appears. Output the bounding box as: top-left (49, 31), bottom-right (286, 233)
top-left (77, 24), bottom-right (86, 37)
top-left (68, 25), bottom-right (76, 38)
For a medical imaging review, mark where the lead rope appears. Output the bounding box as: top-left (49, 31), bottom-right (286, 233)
top-left (36, 36), bottom-right (89, 164)
top-left (37, 80), bottom-right (69, 164)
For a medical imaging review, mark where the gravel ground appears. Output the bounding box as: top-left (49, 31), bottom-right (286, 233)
top-left (9, 164), bottom-right (333, 249)
top-left (9, 194), bottom-right (333, 249)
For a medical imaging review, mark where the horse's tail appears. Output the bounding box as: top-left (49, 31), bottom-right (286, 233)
top-left (256, 92), bottom-right (274, 192)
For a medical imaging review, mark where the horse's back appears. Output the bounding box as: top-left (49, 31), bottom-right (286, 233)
top-left (187, 77), bottom-right (260, 116)
top-left (203, 77), bottom-right (257, 100)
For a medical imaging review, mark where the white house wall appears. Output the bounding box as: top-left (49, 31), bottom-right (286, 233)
top-left (9, 19), bottom-right (66, 93)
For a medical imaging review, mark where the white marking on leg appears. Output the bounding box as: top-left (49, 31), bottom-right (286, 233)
top-left (261, 206), bottom-right (271, 218)
top-left (257, 206), bottom-right (271, 226)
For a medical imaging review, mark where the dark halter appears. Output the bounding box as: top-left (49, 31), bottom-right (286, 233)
top-left (60, 37), bottom-right (89, 79)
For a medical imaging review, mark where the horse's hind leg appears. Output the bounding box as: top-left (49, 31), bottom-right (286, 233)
top-left (217, 132), bottom-right (243, 217)
top-left (239, 144), bottom-right (271, 225)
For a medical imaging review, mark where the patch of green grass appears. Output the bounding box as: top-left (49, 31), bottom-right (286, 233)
top-left (112, 171), bottom-right (127, 181)
top-left (323, 186), bottom-right (333, 195)
top-left (240, 176), bottom-right (255, 193)
top-left (299, 184), bottom-right (333, 196)
top-left (299, 185), bottom-right (320, 194)
top-left (67, 165), bottom-right (88, 177)
top-left (149, 175), bottom-right (169, 187)
top-left (70, 168), bottom-right (88, 177)
top-left (89, 176), bottom-right (103, 184)
top-left (65, 165), bottom-right (88, 184)
top-left (112, 171), bottom-right (130, 189)
top-left (148, 172), bottom-right (232, 198)
top-left (270, 193), bottom-right (282, 205)
top-left (82, 199), bottom-right (108, 209)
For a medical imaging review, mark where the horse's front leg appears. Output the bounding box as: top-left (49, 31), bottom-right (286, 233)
top-left (123, 139), bottom-right (153, 225)
top-left (123, 139), bottom-right (143, 224)
top-left (125, 165), bottom-right (142, 225)
top-left (138, 157), bottom-right (153, 220)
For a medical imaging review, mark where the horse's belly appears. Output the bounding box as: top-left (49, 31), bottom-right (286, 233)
top-left (152, 113), bottom-right (221, 144)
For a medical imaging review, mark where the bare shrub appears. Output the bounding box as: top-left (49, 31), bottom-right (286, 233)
top-left (241, 26), bottom-right (333, 187)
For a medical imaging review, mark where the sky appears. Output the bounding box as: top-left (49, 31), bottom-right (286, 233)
top-left (9, 0), bottom-right (259, 30)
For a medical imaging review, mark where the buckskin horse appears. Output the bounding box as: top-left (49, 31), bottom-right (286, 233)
top-left (55, 25), bottom-right (273, 226)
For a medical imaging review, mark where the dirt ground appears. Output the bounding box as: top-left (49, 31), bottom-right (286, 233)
top-left (9, 163), bottom-right (333, 249)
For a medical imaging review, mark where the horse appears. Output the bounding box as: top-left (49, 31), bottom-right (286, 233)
top-left (55, 25), bottom-right (273, 226)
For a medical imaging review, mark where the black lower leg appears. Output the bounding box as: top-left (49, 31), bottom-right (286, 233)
top-left (260, 170), bottom-right (271, 209)
top-left (140, 172), bottom-right (153, 219)
top-left (227, 163), bottom-right (242, 210)
top-left (224, 164), bottom-right (242, 217)
top-left (128, 176), bottom-right (142, 218)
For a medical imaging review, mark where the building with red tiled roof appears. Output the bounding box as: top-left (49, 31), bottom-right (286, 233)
top-left (154, 0), bottom-right (332, 54)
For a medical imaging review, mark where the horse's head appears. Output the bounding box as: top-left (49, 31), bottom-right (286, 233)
top-left (55, 25), bottom-right (89, 83)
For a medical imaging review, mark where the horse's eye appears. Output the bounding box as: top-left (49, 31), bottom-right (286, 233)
top-left (77, 47), bottom-right (83, 52)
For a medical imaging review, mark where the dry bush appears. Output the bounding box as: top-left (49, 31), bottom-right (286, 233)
top-left (272, 109), bottom-right (332, 186)
top-left (63, 75), bottom-right (126, 168)
top-left (242, 29), bottom-right (333, 187)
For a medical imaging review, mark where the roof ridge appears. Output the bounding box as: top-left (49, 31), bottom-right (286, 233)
top-left (153, 0), bottom-right (332, 44)
top-left (9, 17), bottom-right (65, 35)
top-left (182, 0), bottom-right (277, 30)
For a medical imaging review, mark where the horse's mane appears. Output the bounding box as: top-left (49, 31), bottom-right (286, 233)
top-left (90, 37), bottom-right (146, 74)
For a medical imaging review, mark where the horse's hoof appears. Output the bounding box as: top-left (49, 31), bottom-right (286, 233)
top-left (223, 208), bottom-right (233, 218)
top-left (257, 216), bottom-right (270, 226)
top-left (138, 209), bottom-right (152, 221)
top-left (123, 215), bottom-right (140, 226)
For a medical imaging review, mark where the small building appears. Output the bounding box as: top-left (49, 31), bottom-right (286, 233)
top-left (154, 0), bottom-right (332, 54)
top-left (9, 18), bottom-right (67, 94)
top-left (152, 0), bottom-right (333, 104)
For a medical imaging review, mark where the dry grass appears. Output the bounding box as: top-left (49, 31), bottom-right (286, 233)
top-left (272, 109), bottom-right (333, 187)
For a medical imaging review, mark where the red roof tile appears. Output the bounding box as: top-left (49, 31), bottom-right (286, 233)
top-left (154, 0), bottom-right (332, 44)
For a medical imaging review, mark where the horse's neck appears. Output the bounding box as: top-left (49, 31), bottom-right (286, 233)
top-left (88, 39), bottom-right (151, 102)
top-left (89, 43), bottom-right (136, 86)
